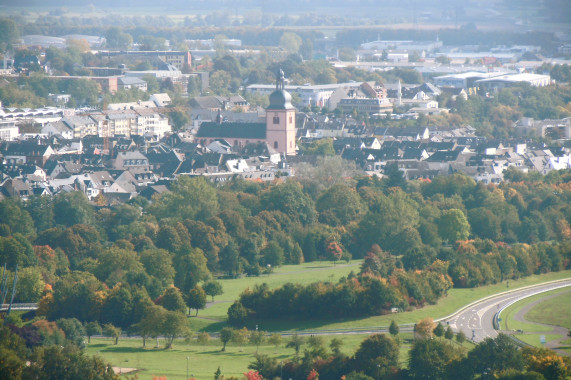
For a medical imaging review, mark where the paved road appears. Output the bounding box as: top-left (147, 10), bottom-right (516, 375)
top-left (443, 279), bottom-right (571, 343)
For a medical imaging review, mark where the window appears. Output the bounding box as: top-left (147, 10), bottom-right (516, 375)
top-left (289, 116), bottom-right (293, 123)
top-left (274, 141), bottom-right (278, 149)
top-left (273, 114), bottom-right (279, 124)
top-left (290, 141), bottom-right (293, 148)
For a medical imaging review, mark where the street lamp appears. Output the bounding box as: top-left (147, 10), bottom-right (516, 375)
top-left (186, 356), bottom-right (189, 380)
top-left (377, 364), bottom-right (380, 380)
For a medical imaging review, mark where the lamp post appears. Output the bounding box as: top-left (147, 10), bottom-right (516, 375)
top-left (186, 356), bottom-right (189, 380)
top-left (377, 364), bottom-right (380, 380)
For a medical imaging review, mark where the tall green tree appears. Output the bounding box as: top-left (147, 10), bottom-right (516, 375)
top-left (352, 334), bottom-right (399, 377)
top-left (185, 285), bottom-right (207, 316)
top-left (149, 176), bottom-right (219, 221)
top-left (409, 338), bottom-right (460, 380)
top-left (438, 208), bottom-right (470, 242)
top-left (203, 279), bottom-right (223, 302)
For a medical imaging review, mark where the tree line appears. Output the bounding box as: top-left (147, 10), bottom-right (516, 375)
top-left (0, 170), bottom-right (570, 325)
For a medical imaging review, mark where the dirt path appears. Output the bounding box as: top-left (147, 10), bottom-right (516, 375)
top-left (511, 289), bottom-right (571, 356)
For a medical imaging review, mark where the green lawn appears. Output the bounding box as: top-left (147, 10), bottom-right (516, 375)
top-left (513, 334), bottom-right (563, 348)
top-left (196, 269), bottom-right (571, 332)
top-left (86, 332), bottom-right (474, 380)
top-left (199, 260), bottom-right (361, 323)
top-left (524, 290), bottom-right (571, 329)
top-left (500, 287), bottom-right (571, 333)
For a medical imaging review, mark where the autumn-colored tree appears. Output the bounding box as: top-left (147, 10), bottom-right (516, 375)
top-left (326, 241), bottom-right (343, 265)
top-left (244, 370), bottom-right (263, 380)
top-left (415, 318), bottom-right (436, 339)
top-left (307, 368), bottom-right (319, 380)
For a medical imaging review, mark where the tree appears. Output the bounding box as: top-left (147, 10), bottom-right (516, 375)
top-left (157, 287), bottom-right (186, 314)
top-left (0, 17), bottom-right (20, 46)
top-left (56, 318), bottom-right (86, 348)
top-left (149, 176), bottom-right (219, 222)
top-left (186, 285), bottom-right (207, 316)
top-left (103, 324), bottom-right (121, 345)
top-left (433, 322), bottom-right (445, 339)
top-left (286, 333), bottom-right (304, 357)
top-left (415, 318), bottom-right (436, 339)
top-left (326, 241), bottom-right (343, 265)
top-left (261, 241), bottom-right (285, 267)
top-left (203, 280), bottom-right (223, 302)
top-left (220, 327), bottom-right (234, 351)
top-left (24, 345), bottom-right (118, 380)
top-left (219, 240), bottom-right (241, 276)
top-left (105, 27), bottom-right (132, 49)
top-left (330, 337), bottom-right (344, 356)
top-left (445, 326), bottom-right (454, 340)
top-left (438, 208), bottom-right (470, 242)
top-left (389, 320), bottom-right (399, 337)
top-left (232, 327), bottom-right (249, 350)
top-left (174, 247), bottom-right (211, 294)
top-left (465, 334), bottom-right (524, 377)
top-left (14, 266), bottom-right (45, 302)
top-left (279, 32), bottom-right (302, 53)
top-left (456, 331), bottom-right (466, 344)
top-left (249, 330), bottom-right (265, 354)
top-left (268, 333), bottom-right (283, 348)
top-left (161, 310), bottom-right (190, 349)
top-left (132, 305), bottom-right (165, 348)
top-left (409, 338), bottom-right (460, 380)
top-left (260, 181), bottom-right (316, 226)
top-left (168, 110), bottom-right (190, 131)
top-left (353, 334), bottom-right (399, 377)
top-left (316, 184), bottom-right (365, 226)
top-left (53, 192), bottom-right (95, 227)
top-left (84, 321), bottom-right (101, 344)
top-left (227, 301), bottom-right (249, 328)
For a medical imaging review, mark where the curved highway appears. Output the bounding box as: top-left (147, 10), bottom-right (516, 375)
top-left (442, 279), bottom-right (571, 342)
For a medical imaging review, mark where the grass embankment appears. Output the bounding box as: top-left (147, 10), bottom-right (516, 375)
top-left (196, 268), bottom-right (571, 332)
top-left (501, 287), bottom-right (571, 349)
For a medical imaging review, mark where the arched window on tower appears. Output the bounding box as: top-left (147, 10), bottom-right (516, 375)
top-left (274, 141), bottom-right (278, 149)
top-left (273, 114), bottom-right (279, 124)
top-left (289, 116), bottom-right (293, 123)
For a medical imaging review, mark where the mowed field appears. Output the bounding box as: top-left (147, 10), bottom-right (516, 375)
top-left (525, 290), bottom-right (571, 329)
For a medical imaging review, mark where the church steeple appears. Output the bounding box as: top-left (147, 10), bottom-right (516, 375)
top-left (265, 69), bottom-right (296, 155)
top-left (268, 68), bottom-right (294, 110)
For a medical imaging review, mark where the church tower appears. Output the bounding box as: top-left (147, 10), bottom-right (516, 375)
top-left (266, 69), bottom-right (296, 155)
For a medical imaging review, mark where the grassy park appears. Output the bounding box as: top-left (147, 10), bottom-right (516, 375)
top-left (83, 265), bottom-right (569, 379)
top-left (86, 332), bottom-right (473, 379)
